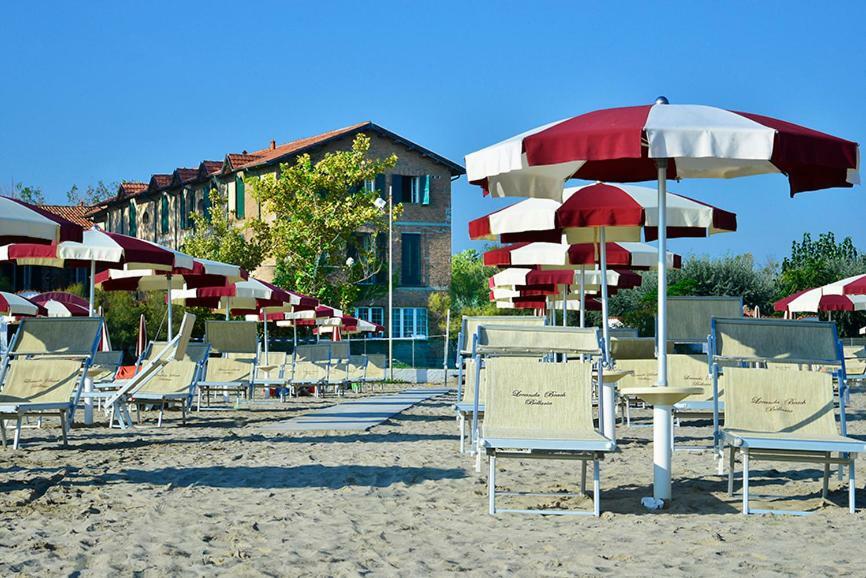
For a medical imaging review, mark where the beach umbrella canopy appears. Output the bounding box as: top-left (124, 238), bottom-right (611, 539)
top-left (96, 256), bottom-right (245, 339)
top-left (490, 267), bottom-right (642, 291)
top-left (0, 196), bottom-right (84, 245)
top-left (484, 241), bottom-right (681, 270)
top-left (774, 287), bottom-right (866, 313)
top-left (465, 99), bottom-right (859, 508)
top-left (1, 228), bottom-right (200, 317)
top-left (495, 295), bottom-right (602, 311)
top-left (30, 292), bottom-right (89, 317)
top-left (469, 183), bottom-right (737, 243)
top-left (0, 292), bottom-right (44, 317)
top-left (171, 278), bottom-right (314, 313)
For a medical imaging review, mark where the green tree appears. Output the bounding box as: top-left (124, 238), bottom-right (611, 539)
top-left (13, 182), bottom-right (45, 204)
top-left (252, 134), bottom-right (399, 310)
top-left (182, 188), bottom-right (271, 274)
top-left (66, 180), bottom-right (117, 205)
top-left (778, 232), bottom-right (866, 297)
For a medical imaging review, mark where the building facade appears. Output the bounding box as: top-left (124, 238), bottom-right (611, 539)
top-left (90, 122), bottom-right (464, 339)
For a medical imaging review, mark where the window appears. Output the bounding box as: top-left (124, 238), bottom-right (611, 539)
top-left (400, 233), bottom-right (422, 286)
top-left (128, 203), bottom-right (137, 237)
top-left (391, 175), bottom-right (430, 205)
top-left (364, 174), bottom-right (386, 197)
top-left (235, 176), bottom-right (245, 219)
top-left (161, 196), bottom-right (170, 234)
top-left (203, 187), bottom-right (212, 221)
top-left (180, 191), bottom-right (187, 229)
top-left (354, 307), bottom-right (384, 327)
top-left (391, 308), bottom-right (428, 338)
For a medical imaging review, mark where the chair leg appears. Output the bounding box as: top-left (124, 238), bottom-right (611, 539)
top-left (157, 402), bottom-right (165, 428)
top-left (13, 416), bottom-right (22, 450)
top-left (742, 449), bottom-right (750, 515)
top-left (728, 446), bottom-right (736, 496)
top-left (849, 458), bottom-right (856, 514)
top-left (593, 458), bottom-right (601, 517)
top-left (488, 453), bottom-right (496, 515)
top-left (0, 419), bottom-right (6, 448)
top-left (59, 410), bottom-right (68, 446)
top-left (581, 459), bottom-right (588, 495)
top-left (475, 435), bottom-right (482, 473)
top-left (822, 455), bottom-right (830, 500)
top-left (136, 403), bottom-right (141, 424)
top-left (458, 414), bottom-right (465, 454)
top-left (181, 403), bottom-right (187, 425)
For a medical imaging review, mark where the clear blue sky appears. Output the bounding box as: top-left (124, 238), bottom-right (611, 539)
top-left (2, 1), bottom-right (864, 265)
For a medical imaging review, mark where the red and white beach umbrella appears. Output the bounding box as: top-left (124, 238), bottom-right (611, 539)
top-left (469, 183), bottom-right (737, 244)
top-left (490, 267), bottom-right (641, 290)
top-left (0, 292), bottom-right (43, 317)
top-left (0, 228), bottom-right (198, 316)
top-left (30, 292), bottom-right (90, 317)
top-left (484, 242), bottom-right (680, 270)
top-left (466, 99), bottom-right (859, 507)
top-left (0, 196), bottom-right (84, 245)
top-left (774, 288), bottom-right (866, 314)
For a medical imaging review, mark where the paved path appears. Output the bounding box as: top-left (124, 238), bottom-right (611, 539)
top-left (261, 388), bottom-right (452, 432)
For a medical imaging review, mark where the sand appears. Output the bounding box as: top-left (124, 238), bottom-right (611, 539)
top-left (1, 386), bottom-right (865, 577)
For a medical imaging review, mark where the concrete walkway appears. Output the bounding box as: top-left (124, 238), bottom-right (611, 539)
top-left (261, 388), bottom-right (451, 432)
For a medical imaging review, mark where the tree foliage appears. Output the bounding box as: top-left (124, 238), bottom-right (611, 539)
top-left (66, 180), bottom-right (117, 205)
top-left (12, 182), bottom-right (45, 204)
top-left (182, 188), bottom-right (271, 274)
top-left (778, 232), bottom-right (866, 297)
top-left (252, 134), bottom-right (399, 310)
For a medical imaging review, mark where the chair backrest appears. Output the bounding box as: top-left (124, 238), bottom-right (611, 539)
top-left (460, 315), bottom-right (544, 354)
top-left (461, 358), bottom-right (487, 405)
top-left (609, 327), bottom-right (639, 339)
top-left (184, 343), bottom-right (210, 364)
top-left (475, 325), bottom-right (602, 356)
top-left (295, 344), bottom-right (331, 362)
top-left (618, 354), bottom-right (715, 402)
top-left (1, 358), bottom-right (85, 403)
top-left (610, 337), bottom-right (657, 360)
top-left (205, 357), bottom-right (253, 382)
top-left (93, 350), bottom-right (123, 367)
top-left (483, 357), bottom-right (596, 438)
top-left (136, 359), bottom-right (200, 395)
top-left (11, 318), bottom-right (102, 356)
top-left (722, 366), bottom-right (838, 436)
top-left (365, 354), bottom-right (387, 381)
top-left (144, 341), bottom-right (169, 363)
top-left (666, 296), bottom-right (743, 344)
top-left (205, 320), bottom-right (259, 354)
top-left (330, 342), bottom-right (350, 360)
top-left (711, 318), bottom-right (841, 366)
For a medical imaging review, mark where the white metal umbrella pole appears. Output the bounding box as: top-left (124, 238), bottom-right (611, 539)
top-left (263, 314), bottom-right (269, 364)
top-left (561, 285), bottom-right (567, 327)
top-left (443, 308), bottom-right (450, 386)
top-left (388, 185), bottom-right (394, 381)
top-left (599, 228), bottom-right (611, 365)
top-left (166, 274), bottom-right (173, 340)
top-left (225, 298), bottom-right (230, 320)
top-left (579, 269), bottom-right (586, 328)
top-left (88, 260), bottom-right (96, 317)
top-left (652, 158), bottom-right (673, 507)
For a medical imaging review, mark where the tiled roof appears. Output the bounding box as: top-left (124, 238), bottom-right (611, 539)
top-left (198, 160), bottom-right (222, 178)
top-left (148, 174), bottom-right (172, 191)
top-left (118, 181), bottom-right (147, 198)
top-left (37, 204), bottom-right (93, 228)
top-left (173, 167), bottom-right (198, 185)
top-left (226, 153), bottom-right (265, 169)
top-left (232, 122), bottom-right (371, 171)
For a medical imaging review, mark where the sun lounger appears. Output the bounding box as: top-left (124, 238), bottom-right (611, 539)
top-left (102, 314), bottom-right (197, 428)
top-left (129, 342), bottom-right (209, 426)
top-left (454, 315), bottom-right (545, 453)
top-left (364, 354), bottom-right (387, 391)
top-left (252, 351), bottom-right (288, 394)
top-left (479, 326), bottom-right (613, 517)
top-left (0, 318), bottom-right (102, 449)
top-left (197, 320), bottom-right (260, 407)
top-left (709, 317), bottom-right (865, 514)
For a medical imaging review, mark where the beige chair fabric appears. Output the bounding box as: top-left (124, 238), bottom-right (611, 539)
top-left (0, 359), bottom-right (83, 404)
top-left (204, 358), bottom-right (253, 383)
top-left (844, 345), bottom-right (866, 375)
top-left (618, 355), bottom-right (717, 403)
top-left (292, 360), bottom-right (328, 383)
top-left (714, 319), bottom-right (839, 363)
top-left (13, 318), bottom-right (102, 356)
top-left (461, 358), bottom-right (487, 406)
top-left (476, 326), bottom-right (601, 355)
top-left (347, 355), bottom-right (368, 381)
top-left (610, 337), bottom-right (657, 360)
top-left (89, 351), bottom-right (123, 383)
top-left (461, 315), bottom-right (545, 354)
top-left (254, 351), bottom-right (287, 382)
top-left (295, 344), bottom-right (331, 362)
top-left (135, 360), bottom-right (199, 395)
top-left (483, 357), bottom-right (601, 442)
top-left (205, 320), bottom-right (258, 354)
top-left (365, 354), bottom-right (387, 382)
top-left (330, 342), bottom-right (350, 360)
top-left (722, 366), bottom-right (844, 440)
top-left (667, 296), bottom-right (742, 342)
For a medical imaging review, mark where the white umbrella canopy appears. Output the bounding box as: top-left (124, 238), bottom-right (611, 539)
top-left (465, 99), bottom-right (860, 509)
top-left (0, 196), bottom-right (84, 245)
top-left (0, 292), bottom-right (43, 317)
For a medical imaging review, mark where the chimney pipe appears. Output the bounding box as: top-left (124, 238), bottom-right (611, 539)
top-left (270, 139), bottom-right (276, 150)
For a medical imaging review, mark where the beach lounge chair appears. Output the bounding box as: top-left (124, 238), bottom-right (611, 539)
top-left (454, 315), bottom-right (545, 453)
top-left (103, 314), bottom-right (197, 428)
top-left (252, 350), bottom-right (288, 396)
top-left (347, 355), bottom-right (369, 392)
top-left (89, 351), bottom-right (124, 384)
top-left (0, 317), bottom-right (102, 449)
top-left (364, 354), bottom-right (387, 391)
top-left (197, 321), bottom-right (260, 407)
top-left (324, 342), bottom-right (351, 396)
top-left (709, 317), bottom-right (866, 514)
top-left (129, 342), bottom-right (209, 426)
top-left (478, 326), bottom-right (613, 516)
top-left (289, 344), bottom-right (330, 396)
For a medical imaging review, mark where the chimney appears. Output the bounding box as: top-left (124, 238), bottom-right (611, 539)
top-left (270, 139), bottom-right (276, 150)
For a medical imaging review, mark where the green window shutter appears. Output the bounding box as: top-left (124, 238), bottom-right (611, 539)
top-left (203, 187), bottom-right (212, 222)
top-left (235, 176), bottom-right (245, 219)
top-left (180, 192), bottom-right (186, 229)
top-left (374, 174), bottom-right (386, 197)
top-left (129, 203), bottom-right (137, 237)
top-left (161, 197), bottom-right (169, 233)
top-left (391, 175), bottom-right (404, 203)
top-left (421, 175), bottom-right (430, 205)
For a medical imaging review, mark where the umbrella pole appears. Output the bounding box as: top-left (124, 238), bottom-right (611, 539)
top-left (88, 260), bottom-right (96, 317)
top-left (263, 313), bottom-right (269, 364)
top-left (225, 298), bottom-right (230, 321)
top-left (561, 285), bottom-right (567, 327)
top-left (650, 159), bottom-right (673, 508)
top-left (579, 269), bottom-right (586, 328)
top-left (166, 274), bottom-right (173, 340)
top-left (599, 227), bottom-right (611, 365)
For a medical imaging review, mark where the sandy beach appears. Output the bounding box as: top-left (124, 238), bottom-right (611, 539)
top-left (1, 386), bottom-right (865, 577)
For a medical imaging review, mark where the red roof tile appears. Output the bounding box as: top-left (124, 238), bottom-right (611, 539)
top-left (198, 160), bottom-right (222, 178)
top-left (172, 167), bottom-right (198, 186)
top-left (118, 181), bottom-right (147, 198)
top-left (148, 174), bottom-right (172, 191)
top-left (37, 204), bottom-right (94, 228)
top-left (232, 122), bottom-right (372, 171)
